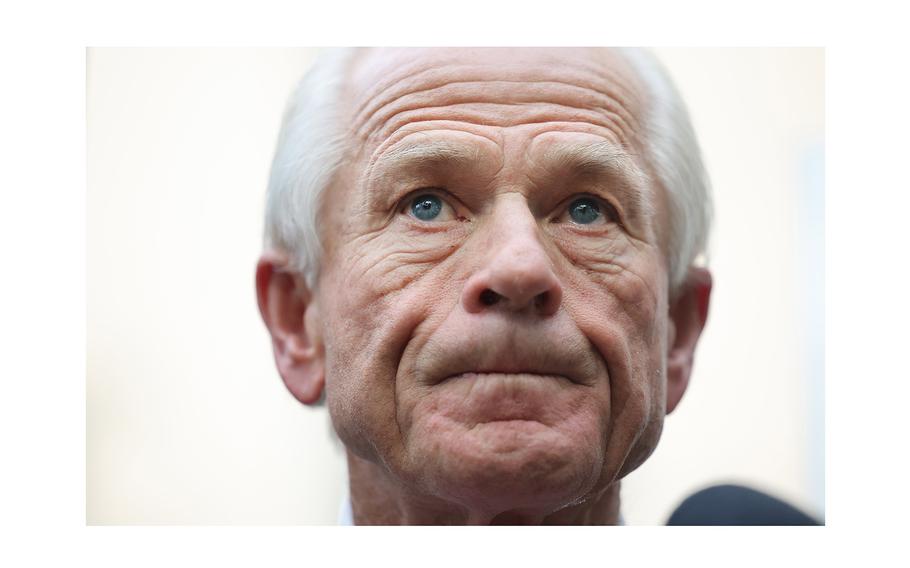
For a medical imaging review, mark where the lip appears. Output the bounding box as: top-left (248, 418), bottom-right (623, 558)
top-left (436, 371), bottom-right (578, 386)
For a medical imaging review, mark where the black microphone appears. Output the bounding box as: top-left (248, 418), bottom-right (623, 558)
top-left (666, 484), bottom-right (822, 525)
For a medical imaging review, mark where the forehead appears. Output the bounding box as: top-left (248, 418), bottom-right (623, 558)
top-left (343, 47), bottom-right (651, 155)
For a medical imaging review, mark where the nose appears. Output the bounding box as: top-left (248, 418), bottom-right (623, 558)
top-left (462, 210), bottom-right (563, 317)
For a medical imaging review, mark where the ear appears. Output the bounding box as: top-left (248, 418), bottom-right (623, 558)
top-left (665, 267), bottom-right (712, 414)
top-left (255, 250), bottom-right (325, 405)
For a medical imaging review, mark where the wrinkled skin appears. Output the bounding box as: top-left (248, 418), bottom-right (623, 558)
top-left (257, 48), bottom-right (711, 524)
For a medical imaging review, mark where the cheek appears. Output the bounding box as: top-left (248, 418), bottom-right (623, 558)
top-left (561, 251), bottom-right (669, 481)
top-left (316, 242), bottom-right (460, 464)
top-left (317, 261), bottom-right (409, 462)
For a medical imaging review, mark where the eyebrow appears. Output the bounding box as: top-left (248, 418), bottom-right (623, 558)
top-left (539, 140), bottom-right (653, 219)
top-left (371, 139), bottom-right (483, 173)
top-left (363, 139), bottom-right (486, 199)
top-left (540, 140), bottom-right (648, 187)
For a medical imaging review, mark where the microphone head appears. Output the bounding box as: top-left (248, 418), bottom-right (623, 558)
top-left (666, 484), bottom-right (821, 525)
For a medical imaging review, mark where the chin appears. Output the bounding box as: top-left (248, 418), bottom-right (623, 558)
top-left (405, 417), bottom-right (607, 516)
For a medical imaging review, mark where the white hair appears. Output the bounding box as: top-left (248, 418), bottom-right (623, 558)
top-left (264, 48), bottom-right (711, 292)
top-left (617, 48), bottom-right (712, 291)
top-left (264, 48), bottom-right (358, 289)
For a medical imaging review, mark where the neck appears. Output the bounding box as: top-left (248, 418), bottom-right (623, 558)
top-left (345, 451), bottom-right (622, 525)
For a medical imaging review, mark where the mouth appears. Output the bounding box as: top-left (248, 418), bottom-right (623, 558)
top-left (416, 320), bottom-right (599, 388)
top-left (438, 371), bottom-right (577, 386)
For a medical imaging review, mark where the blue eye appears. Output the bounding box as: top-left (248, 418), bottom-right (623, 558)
top-left (410, 194), bottom-right (444, 221)
top-left (568, 197), bottom-right (601, 224)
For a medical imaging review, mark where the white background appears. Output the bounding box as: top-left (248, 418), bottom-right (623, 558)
top-left (86, 47), bottom-right (825, 525)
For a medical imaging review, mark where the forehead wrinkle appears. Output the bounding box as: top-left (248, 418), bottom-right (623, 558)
top-left (348, 55), bottom-right (446, 126)
top-left (364, 103), bottom-right (640, 156)
top-left (349, 57), bottom-right (646, 138)
top-left (356, 79), bottom-right (643, 145)
top-left (356, 81), bottom-right (641, 150)
top-left (348, 47), bottom-right (643, 122)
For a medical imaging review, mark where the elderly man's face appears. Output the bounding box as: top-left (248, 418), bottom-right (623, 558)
top-left (262, 48), bottom-right (709, 520)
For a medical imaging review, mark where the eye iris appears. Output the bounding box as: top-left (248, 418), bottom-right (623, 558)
top-left (411, 195), bottom-right (443, 220)
top-left (569, 198), bottom-right (601, 224)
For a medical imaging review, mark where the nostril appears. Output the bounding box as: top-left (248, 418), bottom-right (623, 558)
top-left (479, 289), bottom-right (500, 306)
top-left (534, 291), bottom-right (549, 308)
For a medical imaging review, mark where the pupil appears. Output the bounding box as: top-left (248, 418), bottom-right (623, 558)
top-left (570, 198), bottom-right (600, 224)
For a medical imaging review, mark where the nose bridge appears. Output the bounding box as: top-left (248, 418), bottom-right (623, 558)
top-left (462, 193), bottom-right (563, 316)
top-left (488, 193), bottom-right (546, 260)
top-left (489, 204), bottom-right (553, 286)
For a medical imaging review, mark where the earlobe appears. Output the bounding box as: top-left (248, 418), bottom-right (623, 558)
top-left (665, 267), bottom-right (712, 414)
top-left (256, 251), bottom-right (325, 405)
